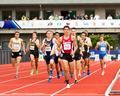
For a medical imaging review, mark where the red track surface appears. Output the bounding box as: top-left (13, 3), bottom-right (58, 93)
top-left (0, 61), bottom-right (119, 96)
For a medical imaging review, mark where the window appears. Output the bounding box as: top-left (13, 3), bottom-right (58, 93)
top-left (2, 10), bottom-right (12, 20)
top-left (16, 10), bottom-right (26, 20)
top-left (105, 9), bottom-right (116, 19)
top-left (43, 10), bottom-right (54, 20)
top-left (30, 10), bottom-right (39, 20)
top-left (61, 10), bottom-right (76, 19)
top-left (85, 9), bottom-right (95, 19)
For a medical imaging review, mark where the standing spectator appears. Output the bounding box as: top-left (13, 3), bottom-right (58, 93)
top-left (107, 14), bottom-right (113, 20)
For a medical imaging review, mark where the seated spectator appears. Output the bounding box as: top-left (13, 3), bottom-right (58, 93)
top-left (84, 14), bottom-right (88, 20)
top-left (49, 14), bottom-right (54, 20)
top-left (7, 15), bottom-right (12, 20)
top-left (59, 16), bottom-right (64, 20)
top-left (54, 14), bottom-right (59, 20)
top-left (107, 14), bottom-right (113, 20)
top-left (21, 15), bottom-right (27, 20)
top-left (94, 14), bottom-right (100, 20)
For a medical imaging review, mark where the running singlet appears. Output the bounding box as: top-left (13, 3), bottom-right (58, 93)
top-left (44, 38), bottom-right (54, 54)
top-left (11, 38), bottom-right (22, 52)
top-left (62, 36), bottom-right (72, 54)
top-left (81, 37), bottom-right (91, 52)
top-left (29, 39), bottom-right (39, 52)
top-left (98, 41), bottom-right (107, 54)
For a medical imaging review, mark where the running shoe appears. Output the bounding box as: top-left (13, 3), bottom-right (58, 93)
top-left (66, 84), bottom-right (70, 88)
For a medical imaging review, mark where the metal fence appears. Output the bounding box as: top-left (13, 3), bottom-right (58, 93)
top-left (0, 50), bottom-right (29, 64)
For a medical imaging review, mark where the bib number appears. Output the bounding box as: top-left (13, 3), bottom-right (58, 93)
top-left (100, 47), bottom-right (106, 51)
top-left (63, 43), bottom-right (71, 50)
top-left (46, 47), bottom-right (51, 51)
top-left (12, 43), bottom-right (20, 50)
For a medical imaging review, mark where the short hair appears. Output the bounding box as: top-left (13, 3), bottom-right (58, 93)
top-left (63, 26), bottom-right (70, 30)
top-left (71, 27), bottom-right (76, 30)
top-left (100, 34), bottom-right (105, 38)
top-left (54, 32), bottom-right (59, 35)
top-left (15, 31), bottom-right (20, 34)
top-left (33, 31), bottom-right (37, 35)
top-left (81, 31), bottom-right (87, 36)
top-left (46, 30), bottom-right (54, 34)
top-left (84, 30), bottom-right (88, 36)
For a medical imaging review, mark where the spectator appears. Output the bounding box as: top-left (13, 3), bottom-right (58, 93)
top-left (7, 15), bottom-right (12, 20)
top-left (94, 14), bottom-right (100, 20)
top-left (21, 15), bottom-right (27, 20)
top-left (54, 14), bottom-right (59, 20)
top-left (107, 15), bottom-right (113, 20)
top-left (59, 15), bottom-right (64, 20)
top-left (90, 14), bottom-right (94, 20)
top-left (32, 17), bottom-right (38, 20)
top-left (49, 14), bottom-right (54, 20)
top-left (84, 14), bottom-right (88, 20)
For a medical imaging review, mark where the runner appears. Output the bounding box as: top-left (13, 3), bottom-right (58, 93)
top-left (58, 26), bottom-right (76, 88)
top-left (41, 30), bottom-right (55, 82)
top-left (95, 35), bottom-right (110, 75)
top-left (71, 28), bottom-right (82, 83)
top-left (27, 32), bottom-right (40, 75)
top-left (8, 31), bottom-right (25, 79)
top-left (50, 32), bottom-right (61, 79)
top-left (81, 31), bottom-right (92, 76)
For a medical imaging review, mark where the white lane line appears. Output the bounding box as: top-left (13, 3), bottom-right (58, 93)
top-left (105, 61), bottom-right (120, 96)
top-left (51, 62), bottom-right (114, 96)
top-left (0, 61), bottom-right (107, 95)
top-left (0, 76), bottom-right (57, 95)
top-left (0, 71), bottom-right (47, 84)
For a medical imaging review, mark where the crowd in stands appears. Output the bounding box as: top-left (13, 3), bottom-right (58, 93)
top-left (4, 13), bottom-right (120, 21)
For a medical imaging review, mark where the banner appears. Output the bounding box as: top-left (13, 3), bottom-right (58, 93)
top-left (1, 20), bottom-right (120, 29)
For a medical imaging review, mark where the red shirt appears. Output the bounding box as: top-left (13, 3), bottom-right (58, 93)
top-left (62, 35), bottom-right (73, 54)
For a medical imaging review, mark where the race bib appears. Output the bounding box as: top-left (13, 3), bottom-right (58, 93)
top-left (12, 43), bottom-right (20, 50)
top-left (46, 46), bottom-right (51, 51)
top-left (100, 47), bottom-right (106, 51)
top-left (63, 43), bottom-right (71, 50)
top-left (30, 45), bottom-right (35, 50)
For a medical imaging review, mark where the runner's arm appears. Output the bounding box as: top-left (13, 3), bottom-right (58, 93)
top-left (8, 38), bottom-right (13, 50)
